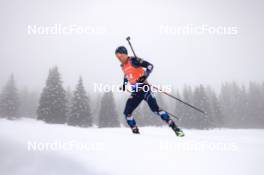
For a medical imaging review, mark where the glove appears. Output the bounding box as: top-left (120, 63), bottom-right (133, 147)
top-left (122, 84), bottom-right (126, 91)
top-left (137, 75), bottom-right (147, 83)
top-left (120, 84), bottom-right (126, 91)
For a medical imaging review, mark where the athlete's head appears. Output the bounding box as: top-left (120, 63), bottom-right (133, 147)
top-left (115, 46), bottom-right (128, 63)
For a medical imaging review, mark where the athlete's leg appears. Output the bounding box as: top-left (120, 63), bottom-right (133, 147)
top-left (143, 90), bottom-right (176, 127)
top-left (144, 91), bottom-right (184, 136)
top-left (123, 92), bottom-right (144, 128)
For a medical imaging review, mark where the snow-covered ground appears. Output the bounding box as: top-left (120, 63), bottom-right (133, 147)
top-left (0, 119), bottom-right (264, 175)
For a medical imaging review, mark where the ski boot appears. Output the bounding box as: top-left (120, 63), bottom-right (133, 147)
top-left (131, 126), bottom-right (140, 134)
top-left (171, 124), bottom-right (185, 137)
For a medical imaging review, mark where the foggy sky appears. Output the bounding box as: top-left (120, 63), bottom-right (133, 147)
top-left (0, 0), bottom-right (263, 92)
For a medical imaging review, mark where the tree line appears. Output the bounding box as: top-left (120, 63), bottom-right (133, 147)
top-left (0, 67), bottom-right (263, 129)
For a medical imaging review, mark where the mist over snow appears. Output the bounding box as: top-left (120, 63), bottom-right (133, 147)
top-left (1, 119), bottom-right (264, 175)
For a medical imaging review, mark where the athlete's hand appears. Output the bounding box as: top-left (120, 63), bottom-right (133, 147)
top-left (137, 75), bottom-right (147, 83)
top-left (119, 84), bottom-right (126, 91)
top-left (122, 84), bottom-right (126, 91)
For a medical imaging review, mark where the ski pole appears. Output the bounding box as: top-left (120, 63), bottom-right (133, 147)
top-left (126, 36), bottom-right (138, 57)
top-left (125, 36), bottom-right (206, 115)
top-left (150, 85), bottom-right (206, 115)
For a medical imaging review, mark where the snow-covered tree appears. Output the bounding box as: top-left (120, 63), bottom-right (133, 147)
top-left (98, 92), bottom-right (120, 128)
top-left (180, 85), bottom-right (195, 129)
top-left (192, 85), bottom-right (212, 129)
top-left (219, 82), bottom-right (247, 128)
top-left (37, 67), bottom-right (67, 124)
top-left (18, 87), bottom-right (39, 118)
top-left (174, 89), bottom-right (186, 127)
top-left (68, 77), bottom-right (92, 127)
top-left (0, 74), bottom-right (19, 119)
top-left (247, 82), bottom-right (264, 128)
top-left (65, 86), bottom-right (73, 121)
top-left (205, 86), bottom-right (223, 128)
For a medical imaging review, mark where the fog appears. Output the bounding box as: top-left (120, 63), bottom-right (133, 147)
top-left (0, 0), bottom-right (263, 91)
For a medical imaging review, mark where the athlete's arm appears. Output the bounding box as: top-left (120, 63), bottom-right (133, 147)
top-left (140, 59), bottom-right (154, 78)
top-left (131, 57), bottom-right (154, 82)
